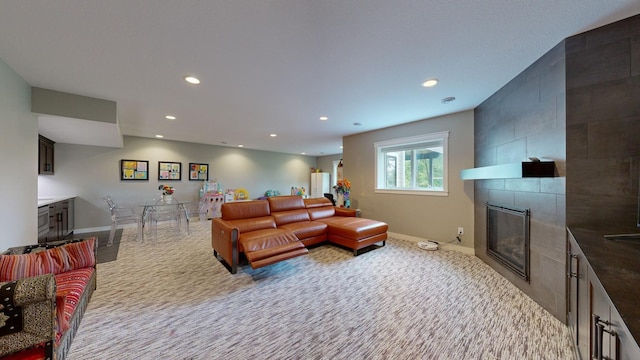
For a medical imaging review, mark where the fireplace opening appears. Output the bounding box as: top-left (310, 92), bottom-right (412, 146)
top-left (486, 203), bottom-right (530, 281)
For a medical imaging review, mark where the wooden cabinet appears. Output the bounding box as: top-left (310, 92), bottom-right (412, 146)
top-left (310, 172), bottom-right (330, 198)
top-left (38, 135), bottom-right (55, 175)
top-left (567, 230), bottom-right (640, 359)
top-left (567, 233), bottom-right (590, 359)
top-left (47, 198), bottom-right (74, 242)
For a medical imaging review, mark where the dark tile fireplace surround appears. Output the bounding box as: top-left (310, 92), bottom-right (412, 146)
top-left (486, 203), bottom-right (530, 282)
top-left (473, 14), bottom-right (639, 323)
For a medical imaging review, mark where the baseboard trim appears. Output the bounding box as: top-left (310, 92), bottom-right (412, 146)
top-left (388, 232), bottom-right (476, 256)
top-left (75, 224), bottom-right (138, 234)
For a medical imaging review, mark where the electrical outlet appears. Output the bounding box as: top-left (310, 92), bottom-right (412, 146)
top-left (457, 227), bottom-right (464, 236)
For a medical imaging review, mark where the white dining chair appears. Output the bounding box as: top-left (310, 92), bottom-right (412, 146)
top-left (148, 196), bottom-right (183, 241)
top-left (103, 196), bottom-right (142, 246)
top-left (182, 198), bottom-right (208, 234)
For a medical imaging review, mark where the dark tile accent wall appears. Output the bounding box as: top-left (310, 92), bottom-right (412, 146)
top-left (566, 14), bottom-right (640, 232)
top-left (473, 13), bottom-right (640, 324)
top-left (474, 40), bottom-right (567, 321)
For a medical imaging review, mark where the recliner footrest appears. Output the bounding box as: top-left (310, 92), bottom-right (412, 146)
top-left (240, 230), bottom-right (308, 268)
top-left (248, 247), bottom-right (309, 269)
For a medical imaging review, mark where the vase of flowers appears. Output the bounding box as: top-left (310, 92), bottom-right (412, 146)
top-left (333, 178), bottom-right (351, 208)
top-left (158, 184), bottom-right (175, 201)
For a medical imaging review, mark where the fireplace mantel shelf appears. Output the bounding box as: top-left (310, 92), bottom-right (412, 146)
top-left (460, 161), bottom-right (556, 180)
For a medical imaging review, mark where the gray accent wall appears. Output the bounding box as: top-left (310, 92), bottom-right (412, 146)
top-left (343, 111), bottom-right (475, 248)
top-left (566, 15), bottom-right (640, 232)
top-left (473, 13), bottom-right (640, 322)
top-left (473, 41), bottom-right (567, 321)
top-left (0, 58), bottom-right (38, 250)
top-left (38, 136), bottom-right (318, 231)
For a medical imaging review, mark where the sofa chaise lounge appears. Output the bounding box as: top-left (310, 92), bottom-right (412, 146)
top-left (211, 195), bottom-right (388, 273)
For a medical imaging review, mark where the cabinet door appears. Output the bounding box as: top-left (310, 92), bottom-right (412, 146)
top-left (38, 135), bottom-right (55, 175)
top-left (610, 303), bottom-right (640, 360)
top-left (590, 272), bottom-right (615, 360)
top-left (567, 232), bottom-right (590, 358)
top-left (48, 203), bottom-right (59, 240)
top-left (66, 198), bottom-right (74, 235)
top-left (61, 201), bottom-right (69, 237)
top-left (310, 173), bottom-right (330, 198)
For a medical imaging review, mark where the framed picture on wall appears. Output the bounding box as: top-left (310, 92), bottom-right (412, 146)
top-left (189, 163), bottom-right (209, 181)
top-left (120, 159), bottom-right (149, 180)
top-left (158, 161), bottom-right (182, 181)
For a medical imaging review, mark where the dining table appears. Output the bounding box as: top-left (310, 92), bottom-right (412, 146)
top-left (138, 199), bottom-right (191, 239)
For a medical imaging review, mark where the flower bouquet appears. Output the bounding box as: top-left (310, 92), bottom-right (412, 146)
top-left (158, 184), bottom-right (175, 196)
top-left (333, 179), bottom-right (351, 207)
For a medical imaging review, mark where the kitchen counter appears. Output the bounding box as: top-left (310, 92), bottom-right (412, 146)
top-left (38, 196), bottom-right (76, 207)
top-left (568, 227), bottom-right (640, 345)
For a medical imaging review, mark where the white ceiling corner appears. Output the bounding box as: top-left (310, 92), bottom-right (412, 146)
top-left (1, 1), bottom-right (639, 155)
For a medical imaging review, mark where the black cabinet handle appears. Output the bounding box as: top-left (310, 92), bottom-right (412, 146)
top-left (592, 314), bottom-right (617, 360)
top-left (567, 253), bottom-right (578, 278)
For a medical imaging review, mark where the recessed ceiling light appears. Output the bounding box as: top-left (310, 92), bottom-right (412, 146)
top-left (185, 76), bottom-right (200, 84)
top-left (221, 141), bottom-right (228, 144)
top-left (155, 135), bottom-right (164, 138)
top-left (301, 152), bottom-right (306, 155)
top-left (353, 122), bottom-right (362, 126)
top-left (270, 134), bottom-right (277, 137)
top-left (422, 79), bottom-right (438, 87)
top-left (319, 116), bottom-right (328, 121)
top-left (340, 146), bottom-right (343, 149)
top-left (165, 115), bottom-right (176, 120)
top-left (238, 144), bottom-right (244, 148)
top-left (441, 96), bottom-right (456, 104)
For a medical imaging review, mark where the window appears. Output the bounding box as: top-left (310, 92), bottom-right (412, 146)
top-left (375, 131), bottom-right (448, 196)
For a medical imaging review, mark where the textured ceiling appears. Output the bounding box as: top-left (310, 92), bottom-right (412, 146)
top-left (1, 1), bottom-right (639, 155)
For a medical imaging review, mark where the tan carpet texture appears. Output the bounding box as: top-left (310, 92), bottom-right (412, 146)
top-left (68, 221), bottom-right (575, 359)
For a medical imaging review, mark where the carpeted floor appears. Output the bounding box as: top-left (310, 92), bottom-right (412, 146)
top-left (67, 221), bottom-right (575, 360)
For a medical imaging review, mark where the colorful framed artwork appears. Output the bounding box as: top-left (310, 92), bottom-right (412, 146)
top-left (189, 163), bottom-right (209, 181)
top-left (158, 161), bottom-right (182, 181)
top-left (120, 159), bottom-right (149, 181)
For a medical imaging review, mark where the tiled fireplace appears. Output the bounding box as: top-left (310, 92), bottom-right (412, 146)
top-left (486, 203), bottom-right (530, 281)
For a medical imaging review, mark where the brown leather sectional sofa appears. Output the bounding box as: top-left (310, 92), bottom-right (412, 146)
top-left (211, 195), bottom-right (388, 273)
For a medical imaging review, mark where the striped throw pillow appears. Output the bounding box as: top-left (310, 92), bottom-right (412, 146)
top-left (0, 237), bottom-right (96, 281)
top-left (0, 252), bottom-right (46, 282)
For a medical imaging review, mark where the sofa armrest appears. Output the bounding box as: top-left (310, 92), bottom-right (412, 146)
top-left (335, 207), bottom-right (357, 217)
top-left (0, 274), bottom-right (56, 358)
top-left (211, 218), bottom-right (239, 274)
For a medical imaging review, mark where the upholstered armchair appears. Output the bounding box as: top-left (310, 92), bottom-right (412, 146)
top-left (0, 237), bottom-right (97, 360)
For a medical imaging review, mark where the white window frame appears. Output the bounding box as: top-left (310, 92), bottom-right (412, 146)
top-left (374, 131), bottom-right (449, 196)
top-left (332, 160), bottom-right (340, 188)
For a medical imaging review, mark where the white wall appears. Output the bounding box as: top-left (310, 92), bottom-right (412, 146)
top-left (343, 110), bottom-right (475, 248)
top-left (38, 136), bottom-right (317, 231)
top-left (0, 58), bottom-right (38, 250)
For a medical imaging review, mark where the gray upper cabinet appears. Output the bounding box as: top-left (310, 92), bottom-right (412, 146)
top-left (38, 135), bottom-right (54, 175)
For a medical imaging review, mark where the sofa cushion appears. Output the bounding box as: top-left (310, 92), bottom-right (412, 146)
top-left (307, 206), bottom-right (336, 221)
top-left (228, 216), bottom-right (277, 235)
top-left (56, 292), bottom-right (71, 334)
top-left (221, 200), bottom-right (270, 220)
top-left (54, 268), bottom-right (94, 344)
top-left (327, 217), bottom-right (389, 239)
top-left (268, 195), bottom-right (305, 212)
top-left (279, 221), bottom-right (327, 240)
top-left (271, 209), bottom-right (310, 226)
top-left (303, 197), bottom-right (333, 208)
